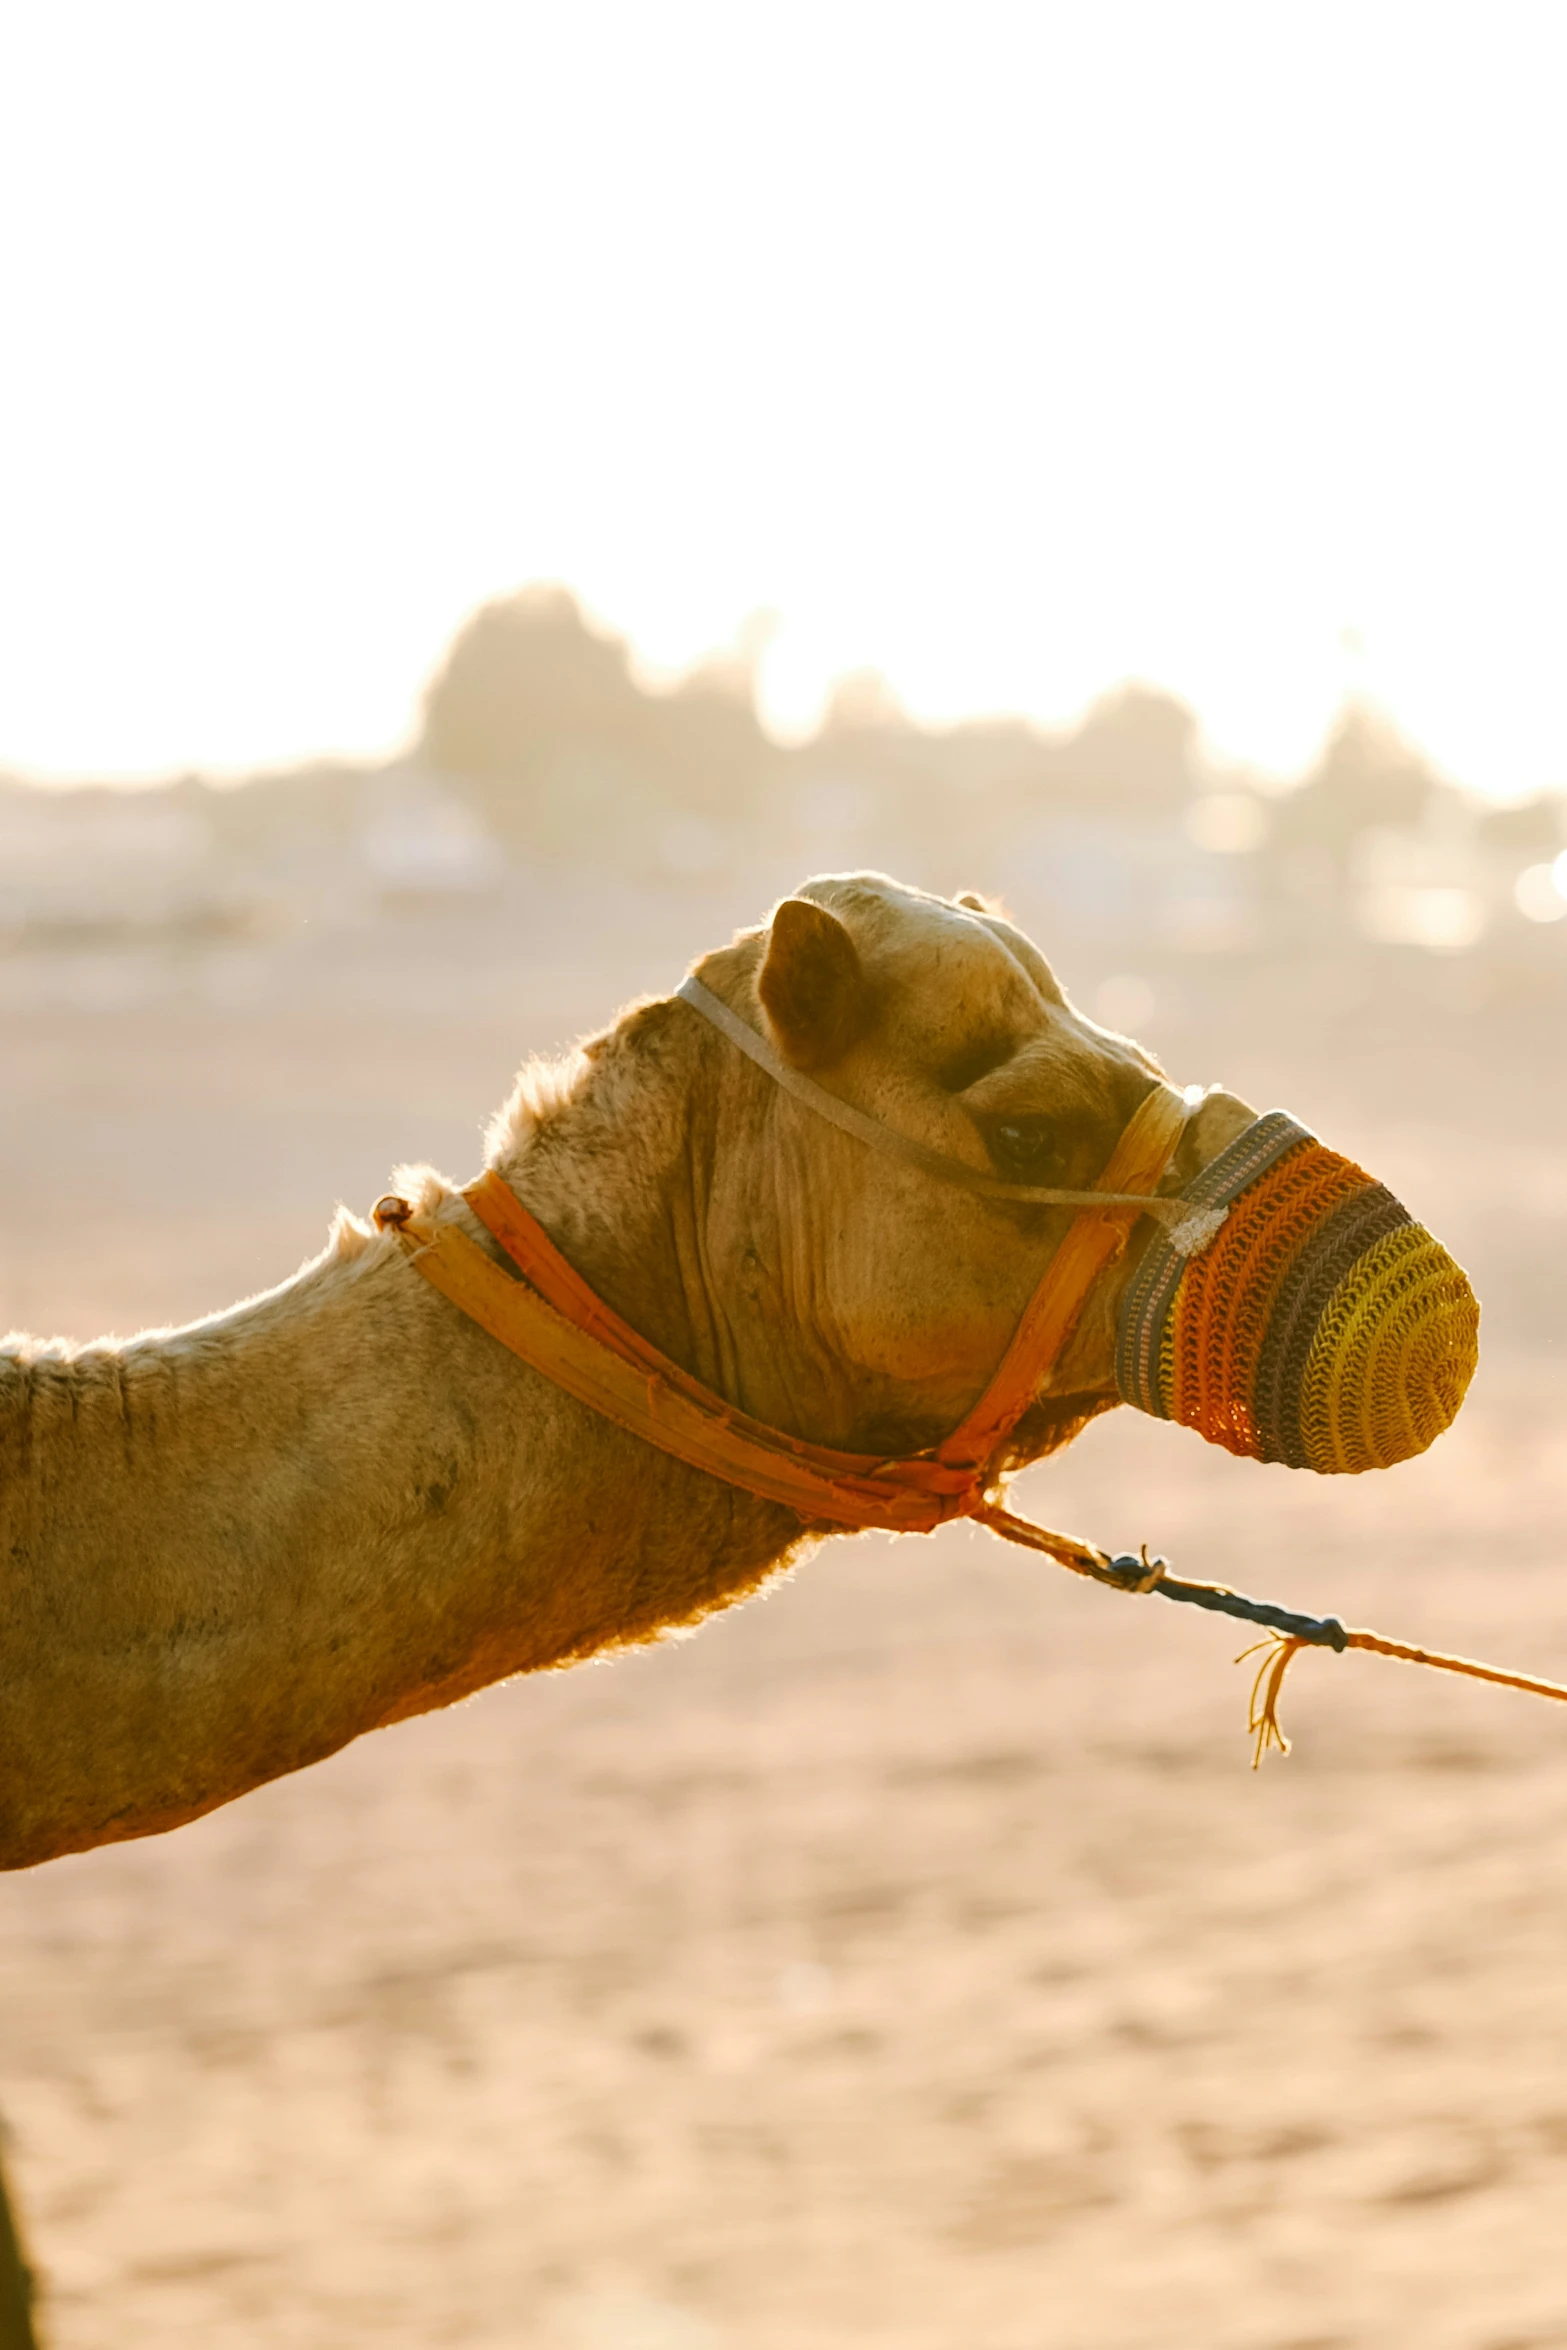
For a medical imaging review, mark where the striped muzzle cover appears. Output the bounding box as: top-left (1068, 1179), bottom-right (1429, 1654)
top-left (1115, 1112), bottom-right (1480, 1473)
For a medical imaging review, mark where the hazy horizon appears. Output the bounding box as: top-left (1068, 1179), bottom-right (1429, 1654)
top-left (4, 579), bottom-right (1562, 816)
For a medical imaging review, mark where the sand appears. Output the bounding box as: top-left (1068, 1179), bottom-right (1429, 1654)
top-left (2, 884), bottom-right (1565, 2349)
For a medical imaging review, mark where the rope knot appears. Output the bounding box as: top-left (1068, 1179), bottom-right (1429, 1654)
top-left (1105, 1546), bottom-right (1167, 1595)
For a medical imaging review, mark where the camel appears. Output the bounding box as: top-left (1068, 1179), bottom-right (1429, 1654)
top-left (0, 874), bottom-right (1254, 1873)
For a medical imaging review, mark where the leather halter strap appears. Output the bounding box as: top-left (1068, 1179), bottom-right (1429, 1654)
top-left (386, 1047), bottom-right (1191, 1540)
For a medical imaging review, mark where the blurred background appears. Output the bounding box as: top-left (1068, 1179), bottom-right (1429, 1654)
top-left (2, 5), bottom-right (1567, 2346)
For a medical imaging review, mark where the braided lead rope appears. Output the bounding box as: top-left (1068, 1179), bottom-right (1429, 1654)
top-left (974, 1502), bottom-right (1567, 1767)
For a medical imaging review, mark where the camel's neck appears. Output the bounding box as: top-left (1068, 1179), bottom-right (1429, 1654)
top-left (0, 1024), bottom-right (811, 1870)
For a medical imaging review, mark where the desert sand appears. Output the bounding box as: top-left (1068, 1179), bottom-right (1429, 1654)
top-left (2, 879), bottom-right (1565, 2350)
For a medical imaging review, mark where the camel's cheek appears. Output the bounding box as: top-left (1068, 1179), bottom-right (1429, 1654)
top-left (811, 1193), bottom-right (1047, 1400)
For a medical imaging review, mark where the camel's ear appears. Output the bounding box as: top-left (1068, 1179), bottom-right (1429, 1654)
top-left (757, 899), bottom-right (871, 1070)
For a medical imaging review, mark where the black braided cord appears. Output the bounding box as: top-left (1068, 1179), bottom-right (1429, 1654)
top-left (1103, 1556), bottom-right (1349, 1650)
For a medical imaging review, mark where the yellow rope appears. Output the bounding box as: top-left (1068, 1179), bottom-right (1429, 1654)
top-left (1241, 1626), bottom-right (1567, 1768)
top-left (978, 1500), bottom-right (1567, 1768)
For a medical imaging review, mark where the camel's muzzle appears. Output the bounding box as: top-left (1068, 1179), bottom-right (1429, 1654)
top-left (1115, 1112), bottom-right (1479, 1472)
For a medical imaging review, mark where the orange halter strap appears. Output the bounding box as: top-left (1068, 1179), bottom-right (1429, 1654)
top-left (379, 1000), bottom-right (1193, 1560)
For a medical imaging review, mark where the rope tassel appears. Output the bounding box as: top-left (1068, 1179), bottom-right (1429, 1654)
top-left (977, 1503), bottom-right (1567, 1765)
top-left (1240, 1635), bottom-right (1309, 1767)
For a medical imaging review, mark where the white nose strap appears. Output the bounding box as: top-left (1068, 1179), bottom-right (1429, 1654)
top-left (676, 975), bottom-right (1223, 1249)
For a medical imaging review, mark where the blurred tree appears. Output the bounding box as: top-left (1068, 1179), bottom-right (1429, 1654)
top-left (421, 588), bottom-right (645, 785)
top-left (819, 669), bottom-right (914, 741)
top-left (420, 588), bottom-right (780, 850)
top-left (1476, 793), bottom-right (1565, 859)
top-left (1043, 683), bottom-right (1201, 814)
top-left (1273, 702), bottom-right (1450, 871)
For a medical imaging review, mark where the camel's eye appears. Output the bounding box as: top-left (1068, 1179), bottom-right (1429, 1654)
top-left (987, 1115), bottom-right (1062, 1179)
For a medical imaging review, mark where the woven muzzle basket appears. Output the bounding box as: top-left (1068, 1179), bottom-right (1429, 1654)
top-left (1116, 1113), bottom-right (1480, 1473)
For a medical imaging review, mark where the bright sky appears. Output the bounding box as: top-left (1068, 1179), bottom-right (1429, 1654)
top-left (2, 2), bottom-right (1564, 792)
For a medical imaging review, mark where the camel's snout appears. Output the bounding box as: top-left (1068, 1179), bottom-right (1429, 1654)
top-left (1116, 1112), bottom-right (1479, 1473)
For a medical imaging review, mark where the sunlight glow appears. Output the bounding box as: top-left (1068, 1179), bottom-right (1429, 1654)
top-left (1, 3), bottom-right (1564, 792)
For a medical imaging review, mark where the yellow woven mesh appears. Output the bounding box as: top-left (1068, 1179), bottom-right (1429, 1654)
top-left (1164, 1144), bottom-right (1366, 1459)
top-left (1299, 1222), bottom-right (1480, 1474)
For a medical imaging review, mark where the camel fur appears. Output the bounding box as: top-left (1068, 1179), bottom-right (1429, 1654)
top-left (0, 875), bottom-right (1252, 1871)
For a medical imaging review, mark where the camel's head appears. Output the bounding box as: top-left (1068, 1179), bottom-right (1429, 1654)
top-left (692, 872), bottom-right (1478, 1475)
